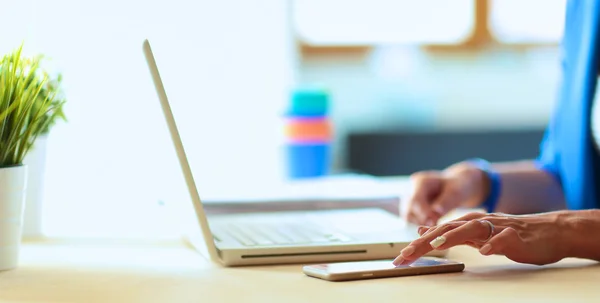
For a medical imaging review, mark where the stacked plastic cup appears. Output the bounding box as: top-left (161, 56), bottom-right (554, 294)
top-left (284, 88), bottom-right (332, 179)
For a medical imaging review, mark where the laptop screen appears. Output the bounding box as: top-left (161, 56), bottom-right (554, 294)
top-left (143, 39), bottom-right (225, 262)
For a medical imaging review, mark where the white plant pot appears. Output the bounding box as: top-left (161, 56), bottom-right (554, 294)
top-left (22, 135), bottom-right (48, 238)
top-left (0, 165), bottom-right (27, 271)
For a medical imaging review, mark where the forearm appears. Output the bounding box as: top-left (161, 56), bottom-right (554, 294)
top-left (464, 160), bottom-right (566, 214)
top-left (562, 209), bottom-right (600, 261)
top-left (491, 160), bottom-right (566, 214)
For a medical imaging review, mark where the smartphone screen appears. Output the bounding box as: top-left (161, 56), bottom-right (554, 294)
top-left (322, 258), bottom-right (452, 273)
top-left (303, 257), bottom-right (464, 281)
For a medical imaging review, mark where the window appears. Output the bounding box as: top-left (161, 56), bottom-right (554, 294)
top-left (295, 0), bottom-right (567, 47)
top-left (489, 0), bottom-right (566, 44)
top-left (293, 0), bottom-right (475, 46)
top-left (0, 0), bottom-right (296, 238)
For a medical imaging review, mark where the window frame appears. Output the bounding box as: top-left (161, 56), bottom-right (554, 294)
top-left (296, 0), bottom-right (561, 55)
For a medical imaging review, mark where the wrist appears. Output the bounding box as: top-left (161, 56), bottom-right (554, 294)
top-left (461, 159), bottom-right (499, 211)
top-left (445, 161), bottom-right (491, 208)
top-left (562, 210), bottom-right (600, 261)
top-left (470, 165), bottom-right (491, 208)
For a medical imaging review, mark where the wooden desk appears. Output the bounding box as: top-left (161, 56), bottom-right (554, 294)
top-left (0, 240), bottom-right (598, 303)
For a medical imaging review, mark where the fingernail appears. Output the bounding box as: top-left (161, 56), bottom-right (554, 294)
top-left (480, 244), bottom-right (492, 255)
top-left (392, 256), bottom-right (404, 266)
top-left (418, 226), bottom-right (428, 235)
top-left (400, 246), bottom-right (415, 257)
top-left (430, 236), bottom-right (446, 249)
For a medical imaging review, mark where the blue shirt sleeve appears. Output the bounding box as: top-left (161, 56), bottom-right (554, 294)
top-left (533, 0), bottom-right (600, 210)
top-left (535, 121), bottom-right (563, 188)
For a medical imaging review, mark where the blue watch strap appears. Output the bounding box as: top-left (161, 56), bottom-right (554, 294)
top-left (467, 158), bottom-right (502, 213)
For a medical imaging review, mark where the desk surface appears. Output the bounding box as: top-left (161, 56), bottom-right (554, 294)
top-left (0, 240), bottom-right (598, 303)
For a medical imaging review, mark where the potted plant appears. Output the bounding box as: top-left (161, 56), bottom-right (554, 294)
top-left (0, 45), bottom-right (65, 271)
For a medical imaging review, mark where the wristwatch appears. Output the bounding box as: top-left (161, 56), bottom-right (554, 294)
top-left (467, 158), bottom-right (502, 213)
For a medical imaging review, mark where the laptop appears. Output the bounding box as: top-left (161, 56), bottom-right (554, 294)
top-left (142, 39), bottom-right (443, 266)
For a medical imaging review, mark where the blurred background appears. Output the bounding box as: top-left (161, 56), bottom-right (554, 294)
top-left (0, 0), bottom-right (565, 239)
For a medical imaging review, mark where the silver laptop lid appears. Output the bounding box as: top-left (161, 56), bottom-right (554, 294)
top-left (142, 39), bottom-right (220, 263)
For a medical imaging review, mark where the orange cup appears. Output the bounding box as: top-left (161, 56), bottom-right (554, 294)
top-left (285, 118), bottom-right (332, 141)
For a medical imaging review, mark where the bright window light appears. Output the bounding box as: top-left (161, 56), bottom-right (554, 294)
top-left (0, 0), bottom-right (296, 239)
top-left (489, 0), bottom-right (567, 43)
top-left (293, 0), bottom-right (475, 46)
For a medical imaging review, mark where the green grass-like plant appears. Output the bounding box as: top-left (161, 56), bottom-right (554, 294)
top-left (0, 45), bottom-right (66, 167)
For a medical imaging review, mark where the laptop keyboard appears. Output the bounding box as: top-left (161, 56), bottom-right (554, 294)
top-left (218, 223), bottom-right (353, 247)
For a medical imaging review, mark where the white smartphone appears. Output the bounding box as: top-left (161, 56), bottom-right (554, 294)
top-left (302, 257), bottom-right (465, 282)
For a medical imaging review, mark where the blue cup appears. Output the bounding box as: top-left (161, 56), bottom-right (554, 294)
top-left (286, 142), bottom-right (330, 178)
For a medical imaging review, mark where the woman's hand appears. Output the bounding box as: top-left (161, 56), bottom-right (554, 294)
top-left (393, 211), bottom-right (588, 266)
top-left (403, 162), bottom-right (490, 226)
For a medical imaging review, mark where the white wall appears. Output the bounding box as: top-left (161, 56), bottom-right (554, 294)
top-left (2, 0), bottom-right (297, 238)
top-left (0, 0), bottom-right (562, 238)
